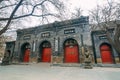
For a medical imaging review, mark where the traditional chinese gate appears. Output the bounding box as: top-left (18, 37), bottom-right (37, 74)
top-left (100, 44), bottom-right (114, 64)
top-left (64, 39), bottom-right (79, 63)
top-left (41, 41), bottom-right (51, 62)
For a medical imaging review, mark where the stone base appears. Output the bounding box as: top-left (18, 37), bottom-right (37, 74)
top-left (97, 58), bottom-right (102, 63)
top-left (84, 61), bottom-right (93, 69)
top-left (84, 64), bottom-right (93, 69)
top-left (30, 57), bottom-right (37, 63)
top-left (52, 56), bottom-right (63, 63)
top-left (1, 61), bottom-right (10, 65)
top-left (115, 57), bottom-right (120, 63)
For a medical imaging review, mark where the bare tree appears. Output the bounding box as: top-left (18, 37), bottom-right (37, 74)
top-left (71, 8), bottom-right (83, 19)
top-left (90, 0), bottom-right (120, 57)
top-left (0, 0), bottom-right (65, 35)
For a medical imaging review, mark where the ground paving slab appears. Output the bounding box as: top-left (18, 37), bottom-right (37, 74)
top-left (0, 63), bottom-right (120, 80)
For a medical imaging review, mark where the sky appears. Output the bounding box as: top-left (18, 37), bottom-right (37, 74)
top-left (67, 0), bottom-right (119, 15)
top-left (4, 0), bottom-right (120, 40)
top-left (20, 0), bottom-right (120, 26)
top-left (20, 0), bottom-right (120, 27)
top-left (66, 0), bottom-right (98, 15)
top-left (22, 0), bottom-right (103, 27)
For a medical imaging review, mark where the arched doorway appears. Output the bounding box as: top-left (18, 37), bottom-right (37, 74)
top-left (40, 41), bottom-right (51, 62)
top-left (100, 43), bottom-right (114, 64)
top-left (64, 39), bottom-right (79, 63)
top-left (21, 43), bottom-right (30, 62)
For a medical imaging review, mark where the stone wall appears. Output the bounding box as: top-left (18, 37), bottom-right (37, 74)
top-left (13, 16), bottom-right (90, 63)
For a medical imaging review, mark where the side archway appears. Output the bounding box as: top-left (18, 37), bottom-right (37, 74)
top-left (100, 43), bottom-right (114, 64)
top-left (63, 38), bottom-right (79, 63)
top-left (20, 43), bottom-right (31, 62)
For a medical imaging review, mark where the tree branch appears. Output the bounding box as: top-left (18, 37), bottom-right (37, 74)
top-left (0, 13), bottom-right (58, 21)
top-left (0, 0), bottom-right (48, 21)
top-left (0, 0), bottom-right (24, 35)
top-left (0, 0), bottom-right (4, 3)
top-left (0, 4), bottom-right (17, 9)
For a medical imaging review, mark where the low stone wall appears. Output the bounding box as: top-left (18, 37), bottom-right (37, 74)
top-left (52, 56), bottom-right (63, 63)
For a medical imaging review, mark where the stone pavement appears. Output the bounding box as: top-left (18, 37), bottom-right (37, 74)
top-left (0, 63), bottom-right (120, 80)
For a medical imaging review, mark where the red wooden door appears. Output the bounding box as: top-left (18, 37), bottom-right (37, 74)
top-left (42, 47), bottom-right (51, 62)
top-left (100, 45), bottom-right (113, 64)
top-left (64, 45), bottom-right (79, 63)
top-left (23, 49), bottom-right (30, 62)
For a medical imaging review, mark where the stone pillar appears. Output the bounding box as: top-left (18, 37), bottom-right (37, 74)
top-left (52, 37), bottom-right (62, 65)
top-left (30, 40), bottom-right (37, 63)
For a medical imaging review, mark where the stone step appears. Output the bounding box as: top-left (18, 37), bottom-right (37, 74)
top-left (59, 63), bottom-right (81, 67)
top-left (94, 63), bottom-right (120, 68)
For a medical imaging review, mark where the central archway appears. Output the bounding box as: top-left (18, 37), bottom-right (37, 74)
top-left (40, 41), bottom-right (51, 62)
top-left (64, 39), bottom-right (79, 63)
top-left (100, 43), bottom-right (114, 64)
top-left (21, 43), bottom-right (31, 62)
